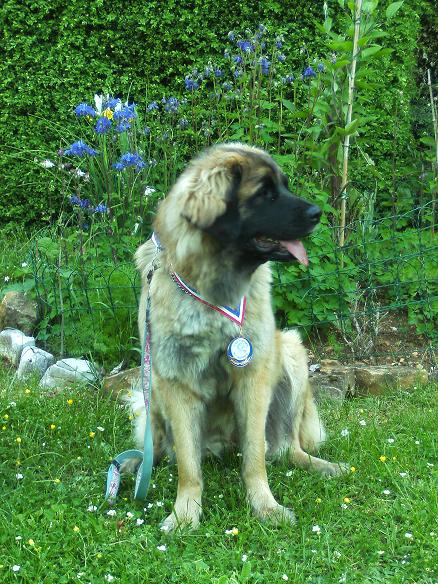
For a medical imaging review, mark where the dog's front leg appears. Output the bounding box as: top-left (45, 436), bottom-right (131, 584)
top-left (231, 371), bottom-right (295, 526)
top-left (159, 378), bottom-right (204, 532)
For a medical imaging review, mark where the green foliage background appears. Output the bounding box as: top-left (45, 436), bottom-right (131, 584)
top-left (1, 0), bottom-right (435, 226)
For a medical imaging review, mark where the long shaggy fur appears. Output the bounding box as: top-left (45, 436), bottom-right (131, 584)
top-left (126, 143), bottom-right (347, 531)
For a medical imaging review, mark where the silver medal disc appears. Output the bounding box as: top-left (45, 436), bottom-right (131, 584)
top-left (227, 336), bottom-right (253, 367)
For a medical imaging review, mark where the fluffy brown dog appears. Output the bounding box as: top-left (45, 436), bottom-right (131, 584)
top-left (130, 143), bottom-right (347, 531)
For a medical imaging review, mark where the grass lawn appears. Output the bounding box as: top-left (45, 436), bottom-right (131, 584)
top-left (0, 364), bottom-right (437, 583)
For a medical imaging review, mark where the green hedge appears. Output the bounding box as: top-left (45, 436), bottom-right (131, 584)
top-left (0, 0), bottom-right (435, 226)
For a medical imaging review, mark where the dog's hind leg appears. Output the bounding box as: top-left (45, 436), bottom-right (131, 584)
top-left (281, 330), bottom-right (348, 477)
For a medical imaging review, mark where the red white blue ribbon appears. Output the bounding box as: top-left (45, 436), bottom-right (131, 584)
top-left (171, 271), bottom-right (247, 326)
top-left (152, 232), bottom-right (247, 327)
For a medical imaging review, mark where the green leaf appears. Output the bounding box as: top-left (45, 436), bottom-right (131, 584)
top-left (281, 99), bottom-right (295, 112)
top-left (386, 1), bottom-right (404, 19)
top-left (361, 45), bottom-right (382, 58)
top-left (420, 136), bottom-right (435, 146)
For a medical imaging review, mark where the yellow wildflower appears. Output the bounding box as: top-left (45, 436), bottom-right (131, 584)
top-left (25, 389), bottom-right (31, 394)
top-left (315, 497), bottom-right (322, 504)
top-left (103, 108), bottom-right (114, 120)
top-left (379, 456), bottom-right (387, 462)
top-left (67, 399), bottom-right (73, 406)
top-left (3, 414), bottom-right (9, 420)
top-left (73, 526), bottom-right (80, 532)
top-left (350, 466), bottom-right (356, 472)
top-left (50, 424), bottom-right (56, 430)
top-left (89, 431), bottom-right (96, 438)
top-left (54, 478), bottom-right (61, 484)
top-left (16, 437), bottom-right (22, 444)
top-left (343, 497), bottom-right (351, 504)
top-left (28, 539), bottom-right (35, 546)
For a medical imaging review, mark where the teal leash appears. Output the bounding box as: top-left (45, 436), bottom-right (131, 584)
top-left (105, 266), bottom-right (155, 504)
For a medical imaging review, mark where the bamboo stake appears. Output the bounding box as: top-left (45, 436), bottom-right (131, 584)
top-left (339, 0), bottom-right (362, 249)
top-left (427, 69), bottom-right (437, 235)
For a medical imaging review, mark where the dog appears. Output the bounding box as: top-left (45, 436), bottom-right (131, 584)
top-left (129, 142), bottom-right (347, 531)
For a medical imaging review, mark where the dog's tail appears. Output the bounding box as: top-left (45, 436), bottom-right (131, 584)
top-left (281, 329), bottom-right (326, 452)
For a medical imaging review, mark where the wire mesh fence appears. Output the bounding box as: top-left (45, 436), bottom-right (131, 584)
top-left (30, 201), bottom-right (437, 370)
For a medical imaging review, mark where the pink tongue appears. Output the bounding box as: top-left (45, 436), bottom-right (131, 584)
top-left (280, 240), bottom-right (309, 266)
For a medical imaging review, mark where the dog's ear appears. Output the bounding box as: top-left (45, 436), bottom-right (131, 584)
top-left (182, 156), bottom-right (244, 230)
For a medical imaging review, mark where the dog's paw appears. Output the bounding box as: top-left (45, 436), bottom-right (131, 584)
top-left (320, 461), bottom-right (350, 477)
top-left (256, 504), bottom-right (296, 526)
top-left (160, 510), bottom-right (201, 533)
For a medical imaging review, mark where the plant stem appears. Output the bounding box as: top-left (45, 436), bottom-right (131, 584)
top-left (339, 0), bottom-right (362, 249)
top-left (427, 69), bottom-right (437, 235)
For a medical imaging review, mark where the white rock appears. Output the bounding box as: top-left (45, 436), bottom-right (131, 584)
top-left (39, 358), bottom-right (97, 389)
top-left (0, 329), bottom-right (35, 366)
top-left (16, 346), bottom-right (55, 380)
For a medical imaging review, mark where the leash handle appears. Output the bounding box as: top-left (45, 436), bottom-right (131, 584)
top-left (104, 251), bottom-right (157, 505)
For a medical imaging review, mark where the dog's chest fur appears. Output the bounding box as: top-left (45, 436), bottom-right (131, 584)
top-left (151, 271), bottom-right (272, 401)
top-left (150, 273), bottom-right (240, 400)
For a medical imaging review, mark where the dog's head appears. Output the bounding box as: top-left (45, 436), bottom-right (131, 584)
top-left (160, 143), bottom-right (321, 270)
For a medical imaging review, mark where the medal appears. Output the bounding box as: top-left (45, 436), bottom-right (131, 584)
top-left (227, 336), bottom-right (253, 367)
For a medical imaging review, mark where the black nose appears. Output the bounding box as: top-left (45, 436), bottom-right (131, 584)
top-left (305, 204), bottom-right (322, 223)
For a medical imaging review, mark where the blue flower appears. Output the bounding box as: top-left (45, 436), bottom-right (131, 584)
top-left (70, 195), bottom-right (91, 208)
top-left (258, 24), bottom-right (267, 33)
top-left (64, 140), bottom-right (98, 157)
top-left (147, 101), bottom-right (159, 111)
top-left (120, 153), bottom-right (141, 166)
top-left (237, 40), bottom-right (254, 53)
top-left (222, 81), bottom-right (232, 91)
top-left (164, 96), bottom-right (179, 113)
top-left (184, 77), bottom-right (199, 91)
top-left (94, 203), bottom-right (108, 213)
top-left (227, 31), bottom-right (235, 41)
top-left (317, 63), bottom-right (325, 72)
top-left (204, 66), bottom-right (213, 77)
top-left (95, 117), bottom-right (112, 134)
top-left (69, 194), bottom-right (81, 205)
top-left (79, 198), bottom-right (91, 209)
top-left (234, 69), bottom-right (243, 78)
top-left (260, 57), bottom-right (270, 75)
top-left (214, 68), bottom-right (223, 78)
top-left (282, 74), bottom-right (295, 84)
top-left (113, 152), bottom-right (146, 171)
top-left (115, 121), bottom-right (131, 133)
top-left (143, 126), bottom-right (151, 135)
top-left (303, 66), bottom-right (316, 78)
top-left (275, 38), bottom-right (283, 49)
top-left (113, 104), bottom-right (136, 121)
top-left (277, 54), bottom-right (286, 63)
top-left (74, 103), bottom-right (96, 117)
top-left (178, 118), bottom-right (189, 129)
top-left (105, 97), bottom-right (121, 109)
top-left (233, 55), bottom-right (243, 64)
